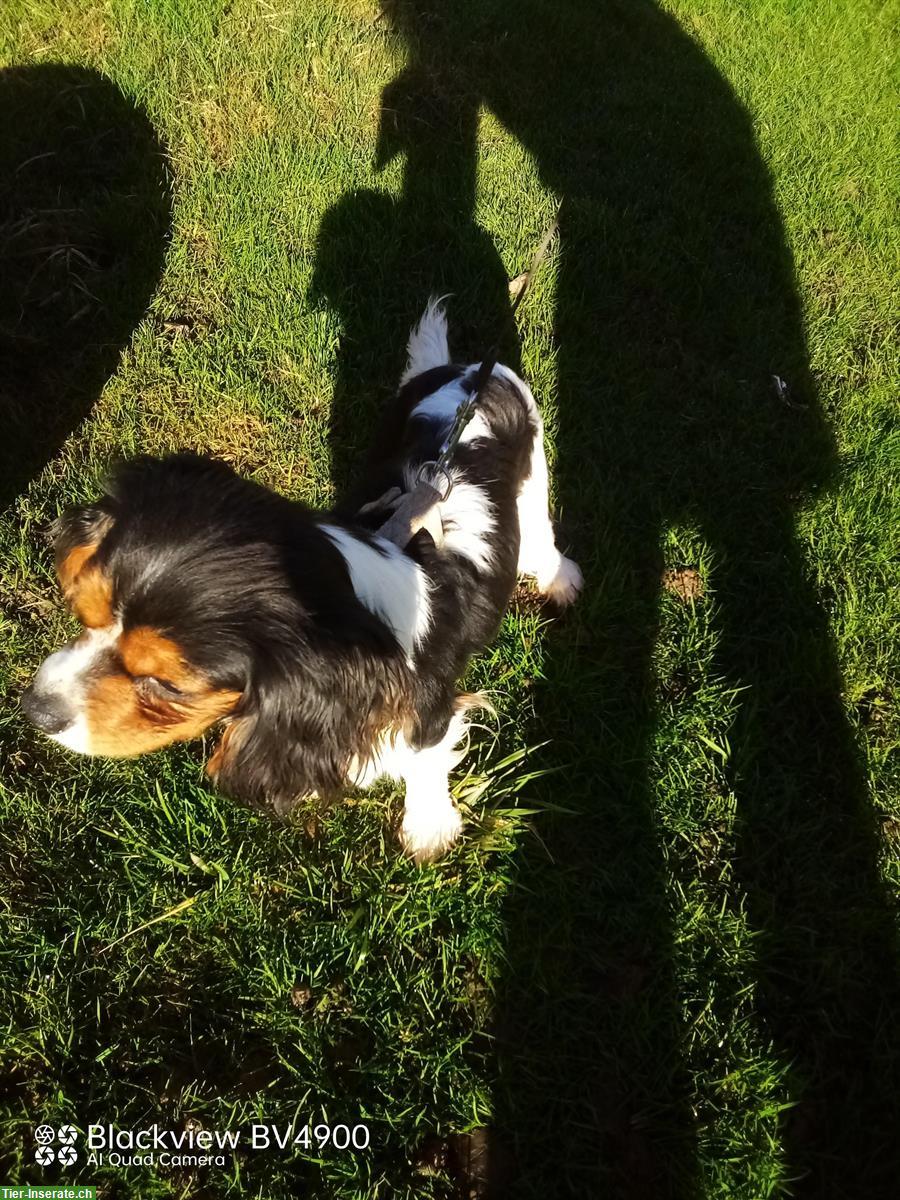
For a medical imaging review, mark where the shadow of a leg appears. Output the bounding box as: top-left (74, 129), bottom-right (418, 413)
top-left (496, 505), bottom-right (698, 1198)
top-left (709, 505), bottom-right (900, 1198)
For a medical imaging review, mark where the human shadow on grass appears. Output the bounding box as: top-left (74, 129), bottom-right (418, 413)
top-left (0, 64), bottom-right (171, 512)
top-left (313, 1), bottom-right (900, 1195)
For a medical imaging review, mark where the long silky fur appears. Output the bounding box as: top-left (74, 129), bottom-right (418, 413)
top-left (47, 351), bottom-right (542, 820)
top-left (55, 454), bottom-right (419, 815)
top-left (209, 640), bottom-right (415, 815)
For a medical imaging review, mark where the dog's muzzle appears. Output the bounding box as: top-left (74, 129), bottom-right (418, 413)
top-left (21, 683), bottom-right (77, 736)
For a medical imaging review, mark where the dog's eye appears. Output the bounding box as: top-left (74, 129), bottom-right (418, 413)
top-left (135, 675), bottom-right (184, 698)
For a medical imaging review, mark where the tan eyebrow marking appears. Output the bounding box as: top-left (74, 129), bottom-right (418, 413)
top-left (119, 627), bottom-right (204, 690)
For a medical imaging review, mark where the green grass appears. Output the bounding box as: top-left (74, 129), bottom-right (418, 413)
top-left (1, 0), bottom-right (898, 1197)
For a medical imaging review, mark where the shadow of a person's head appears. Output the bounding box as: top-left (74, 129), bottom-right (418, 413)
top-left (0, 64), bottom-right (171, 511)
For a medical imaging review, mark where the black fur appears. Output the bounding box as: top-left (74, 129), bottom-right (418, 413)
top-left (374, 370), bottom-right (536, 744)
top-left (54, 366), bottom-right (536, 814)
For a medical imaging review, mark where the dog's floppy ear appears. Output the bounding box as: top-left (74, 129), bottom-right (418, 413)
top-left (207, 645), bottom-right (411, 816)
top-left (206, 654), bottom-right (361, 815)
top-left (53, 502), bottom-right (114, 556)
top-left (52, 502), bottom-right (115, 599)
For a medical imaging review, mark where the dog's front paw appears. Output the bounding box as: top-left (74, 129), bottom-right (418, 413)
top-left (540, 555), bottom-right (583, 607)
top-left (400, 798), bottom-right (463, 864)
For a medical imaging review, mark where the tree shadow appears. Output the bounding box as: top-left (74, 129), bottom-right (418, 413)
top-left (313, 1), bottom-right (900, 1195)
top-left (0, 64), bottom-right (171, 512)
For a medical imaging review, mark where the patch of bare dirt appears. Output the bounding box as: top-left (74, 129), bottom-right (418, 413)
top-left (662, 565), bottom-right (705, 601)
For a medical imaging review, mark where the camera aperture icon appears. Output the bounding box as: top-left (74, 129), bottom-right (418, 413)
top-left (33, 1123), bottom-right (79, 1166)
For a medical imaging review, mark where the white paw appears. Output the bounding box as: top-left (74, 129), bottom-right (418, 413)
top-left (539, 555), bottom-right (583, 607)
top-left (400, 800), bottom-right (463, 864)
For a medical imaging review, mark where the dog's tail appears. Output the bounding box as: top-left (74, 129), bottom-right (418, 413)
top-left (401, 296), bottom-right (450, 384)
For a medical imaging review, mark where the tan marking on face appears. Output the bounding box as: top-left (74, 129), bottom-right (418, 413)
top-left (72, 563), bottom-right (114, 628)
top-left (57, 544), bottom-right (115, 628)
top-left (119, 627), bottom-right (207, 692)
top-left (58, 544), bottom-right (98, 593)
top-left (82, 671), bottom-right (241, 758)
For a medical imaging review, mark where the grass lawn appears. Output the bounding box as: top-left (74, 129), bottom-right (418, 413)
top-left (1, 0), bottom-right (898, 1196)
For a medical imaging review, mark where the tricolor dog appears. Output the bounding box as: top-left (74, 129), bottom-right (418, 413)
top-left (23, 301), bottom-right (582, 860)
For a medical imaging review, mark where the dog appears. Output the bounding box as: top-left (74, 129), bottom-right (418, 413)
top-left (22, 301), bottom-right (582, 860)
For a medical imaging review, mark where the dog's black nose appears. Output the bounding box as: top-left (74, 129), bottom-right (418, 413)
top-left (21, 685), bottom-right (74, 735)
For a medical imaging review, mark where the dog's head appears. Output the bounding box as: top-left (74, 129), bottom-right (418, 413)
top-left (23, 453), bottom-right (409, 812)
